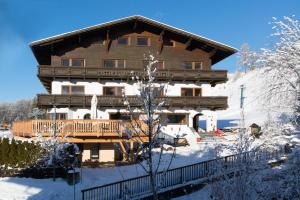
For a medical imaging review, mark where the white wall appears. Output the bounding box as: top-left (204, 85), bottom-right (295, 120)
top-left (51, 80), bottom-right (211, 96)
top-left (50, 80), bottom-right (219, 128)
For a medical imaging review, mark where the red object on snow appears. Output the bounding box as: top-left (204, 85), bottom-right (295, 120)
top-left (214, 129), bottom-right (224, 136)
top-left (197, 138), bottom-right (203, 142)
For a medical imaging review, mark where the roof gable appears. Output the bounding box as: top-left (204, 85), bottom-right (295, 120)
top-left (30, 15), bottom-right (237, 65)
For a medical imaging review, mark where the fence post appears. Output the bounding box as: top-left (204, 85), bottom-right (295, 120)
top-left (119, 182), bottom-right (123, 199)
top-left (82, 190), bottom-right (84, 200)
top-left (180, 167), bottom-right (184, 184)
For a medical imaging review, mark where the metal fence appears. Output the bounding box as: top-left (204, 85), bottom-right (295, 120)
top-left (82, 148), bottom-right (284, 200)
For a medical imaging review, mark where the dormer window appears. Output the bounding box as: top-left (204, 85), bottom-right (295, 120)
top-left (61, 58), bottom-right (85, 67)
top-left (103, 59), bottom-right (126, 68)
top-left (137, 36), bottom-right (150, 46)
top-left (182, 61), bottom-right (203, 70)
top-left (117, 36), bottom-right (130, 45)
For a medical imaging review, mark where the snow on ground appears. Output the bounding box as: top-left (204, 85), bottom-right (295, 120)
top-left (0, 140), bottom-right (226, 200)
top-left (207, 69), bottom-right (293, 127)
top-left (0, 130), bottom-right (13, 139)
top-left (172, 184), bottom-right (211, 200)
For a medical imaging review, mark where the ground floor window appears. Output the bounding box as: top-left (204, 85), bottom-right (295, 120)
top-left (90, 144), bottom-right (99, 160)
top-left (163, 114), bottom-right (187, 124)
top-left (48, 113), bottom-right (67, 120)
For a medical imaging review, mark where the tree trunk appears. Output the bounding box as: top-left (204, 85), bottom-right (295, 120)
top-left (147, 93), bottom-right (158, 200)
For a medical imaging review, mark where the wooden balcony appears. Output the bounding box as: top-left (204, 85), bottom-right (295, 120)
top-left (38, 65), bottom-right (227, 92)
top-left (37, 94), bottom-right (227, 110)
top-left (12, 119), bottom-right (149, 143)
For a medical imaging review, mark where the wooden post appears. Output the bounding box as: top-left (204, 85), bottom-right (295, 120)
top-left (130, 141), bottom-right (134, 162)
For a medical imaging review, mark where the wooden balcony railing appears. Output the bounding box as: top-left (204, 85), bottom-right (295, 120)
top-left (12, 120), bottom-right (148, 140)
top-left (37, 95), bottom-right (228, 110)
top-left (38, 65), bottom-right (227, 83)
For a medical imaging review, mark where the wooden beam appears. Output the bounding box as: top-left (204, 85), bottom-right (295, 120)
top-left (209, 48), bottom-right (218, 58)
top-left (133, 20), bottom-right (138, 30)
top-left (185, 38), bottom-right (193, 49)
top-left (26, 137), bottom-right (149, 143)
top-left (106, 30), bottom-right (111, 52)
top-left (159, 30), bottom-right (165, 54)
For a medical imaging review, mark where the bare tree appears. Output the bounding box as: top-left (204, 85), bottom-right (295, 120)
top-left (257, 16), bottom-right (300, 127)
top-left (238, 43), bottom-right (258, 73)
top-left (120, 54), bottom-right (175, 199)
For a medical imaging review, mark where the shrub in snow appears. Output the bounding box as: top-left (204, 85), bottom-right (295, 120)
top-left (0, 138), bottom-right (45, 169)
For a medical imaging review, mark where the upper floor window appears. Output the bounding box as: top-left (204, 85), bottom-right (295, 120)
top-left (117, 36), bottom-right (130, 45)
top-left (163, 39), bottom-right (175, 47)
top-left (153, 87), bottom-right (165, 97)
top-left (143, 60), bottom-right (164, 70)
top-left (137, 36), bottom-right (150, 46)
top-left (103, 59), bottom-right (126, 68)
top-left (182, 61), bottom-right (203, 70)
top-left (61, 58), bottom-right (85, 67)
top-left (62, 85), bottom-right (85, 95)
top-left (103, 86), bottom-right (124, 96)
top-left (181, 88), bottom-right (201, 97)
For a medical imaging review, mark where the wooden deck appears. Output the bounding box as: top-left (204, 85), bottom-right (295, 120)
top-left (12, 120), bottom-right (149, 143)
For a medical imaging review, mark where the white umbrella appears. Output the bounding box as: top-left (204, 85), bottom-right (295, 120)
top-left (91, 94), bottom-right (98, 119)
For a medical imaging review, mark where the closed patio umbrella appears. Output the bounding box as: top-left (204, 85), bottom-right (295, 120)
top-left (91, 94), bottom-right (98, 119)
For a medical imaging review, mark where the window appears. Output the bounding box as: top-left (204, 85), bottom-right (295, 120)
top-left (166, 114), bottom-right (187, 124)
top-left (90, 144), bottom-right (99, 160)
top-left (103, 87), bottom-right (124, 96)
top-left (103, 59), bottom-right (126, 68)
top-left (61, 86), bottom-right (85, 95)
top-left (182, 61), bottom-right (203, 70)
top-left (49, 113), bottom-right (67, 120)
top-left (143, 60), bottom-right (164, 69)
top-left (181, 88), bottom-right (202, 97)
top-left (153, 87), bottom-right (164, 97)
top-left (61, 58), bottom-right (85, 67)
top-left (110, 112), bottom-right (131, 120)
top-left (137, 37), bottom-right (150, 46)
top-left (163, 39), bottom-right (175, 47)
top-left (117, 36), bottom-right (129, 45)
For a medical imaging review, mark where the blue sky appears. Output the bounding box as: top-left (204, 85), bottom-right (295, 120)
top-left (0, 0), bottom-right (299, 102)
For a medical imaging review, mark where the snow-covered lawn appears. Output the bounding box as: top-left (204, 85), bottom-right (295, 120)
top-left (0, 137), bottom-right (225, 200)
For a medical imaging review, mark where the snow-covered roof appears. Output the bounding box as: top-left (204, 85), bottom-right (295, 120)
top-left (30, 15), bottom-right (237, 53)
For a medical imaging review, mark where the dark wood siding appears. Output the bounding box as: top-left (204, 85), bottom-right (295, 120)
top-left (50, 31), bottom-right (212, 70)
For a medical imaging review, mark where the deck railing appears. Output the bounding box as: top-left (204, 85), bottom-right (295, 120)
top-left (37, 95), bottom-right (228, 109)
top-left (81, 149), bottom-right (285, 200)
top-left (11, 119), bottom-right (148, 138)
top-left (38, 65), bottom-right (228, 83)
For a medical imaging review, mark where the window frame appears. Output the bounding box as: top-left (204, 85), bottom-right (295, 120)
top-left (117, 36), bottom-right (130, 46)
top-left (181, 61), bottom-right (203, 70)
top-left (136, 36), bottom-right (151, 46)
top-left (163, 39), bottom-right (175, 47)
top-left (103, 86), bottom-right (124, 96)
top-left (61, 85), bottom-right (85, 95)
top-left (103, 59), bottom-right (126, 68)
top-left (181, 88), bottom-right (202, 97)
top-left (143, 60), bottom-right (165, 70)
top-left (61, 58), bottom-right (85, 67)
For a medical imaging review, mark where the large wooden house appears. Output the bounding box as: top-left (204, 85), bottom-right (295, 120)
top-left (12, 16), bottom-right (236, 163)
